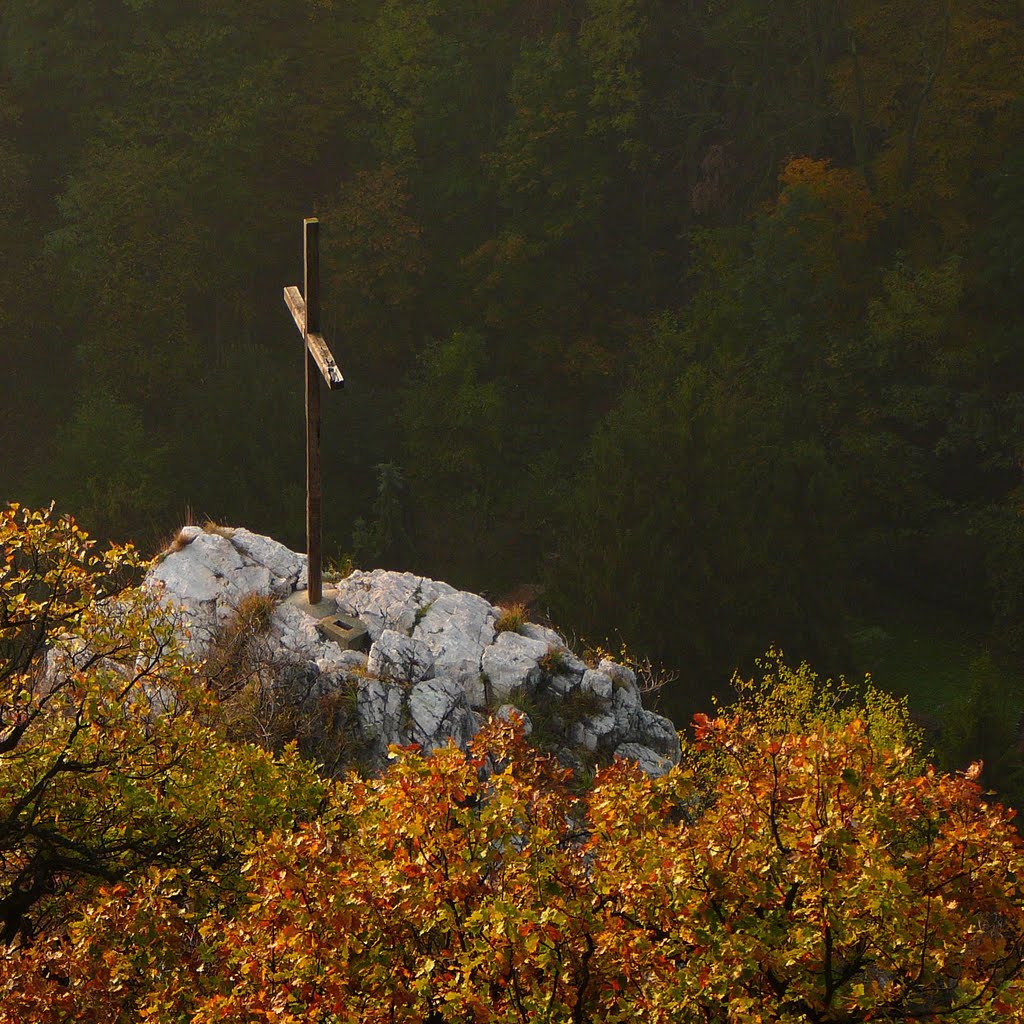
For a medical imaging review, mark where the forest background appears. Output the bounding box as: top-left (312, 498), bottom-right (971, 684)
top-left (1, 0), bottom-right (1022, 795)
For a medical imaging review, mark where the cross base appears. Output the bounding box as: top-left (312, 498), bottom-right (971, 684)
top-left (284, 589), bottom-right (339, 619)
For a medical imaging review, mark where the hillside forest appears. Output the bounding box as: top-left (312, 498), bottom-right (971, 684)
top-left (1, 2), bottom-right (1023, 791)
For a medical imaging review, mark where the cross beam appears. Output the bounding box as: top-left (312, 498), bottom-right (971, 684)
top-left (284, 217), bottom-right (344, 606)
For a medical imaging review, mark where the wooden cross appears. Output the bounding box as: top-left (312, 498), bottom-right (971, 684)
top-left (284, 217), bottom-right (344, 607)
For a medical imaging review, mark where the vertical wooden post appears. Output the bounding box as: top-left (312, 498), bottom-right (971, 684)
top-left (285, 217), bottom-right (341, 611)
top-left (304, 217), bottom-right (322, 605)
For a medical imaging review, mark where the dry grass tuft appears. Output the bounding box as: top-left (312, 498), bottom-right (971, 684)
top-left (203, 520), bottom-right (236, 539)
top-left (168, 529), bottom-right (193, 553)
top-left (152, 526), bottom-right (197, 563)
top-left (495, 603), bottom-right (528, 634)
top-left (235, 592), bottom-right (275, 636)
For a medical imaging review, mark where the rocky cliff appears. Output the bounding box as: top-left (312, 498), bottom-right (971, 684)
top-left (147, 525), bottom-right (681, 776)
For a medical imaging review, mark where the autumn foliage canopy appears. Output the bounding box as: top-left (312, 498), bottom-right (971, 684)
top-left (2, 504), bottom-right (1024, 1022)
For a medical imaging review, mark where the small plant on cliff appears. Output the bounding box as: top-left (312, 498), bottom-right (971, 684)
top-left (152, 526), bottom-right (195, 564)
top-left (204, 592), bottom-right (298, 752)
top-left (205, 593), bottom-right (277, 698)
top-left (168, 529), bottom-right (193, 552)
top-left (234, 592), bottom-right (275, 635)
top-left (152, 507), bottom-right (199, 563)
top-left (584, 639), bottom-right (678, 698)
top-left (495, 603), bottom-right (528, 634)
top-left (411, 599), bottom-right (435, 632)
top-left (538, 644), bottom-right (571, 675)
top-left (558, 689), bottom-right (607, 724)
top-left (202, 519), bottom-right (235, 539)
top-left (324, 552), bottom-right (356, 582)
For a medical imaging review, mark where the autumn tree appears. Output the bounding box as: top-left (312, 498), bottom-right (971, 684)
top-left (0, 503), bottom-right (325, 945)
top-left (829, 0), bottom-right (1022, 245)
top-left (5, 639), bottom-right (1024, 1022)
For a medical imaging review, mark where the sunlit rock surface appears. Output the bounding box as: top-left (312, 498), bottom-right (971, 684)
top-left (146, 527), bottom-right (680, 776)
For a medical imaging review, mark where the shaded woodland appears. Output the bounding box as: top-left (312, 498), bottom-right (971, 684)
top-left (2, 1), bottom-right (1023, 786)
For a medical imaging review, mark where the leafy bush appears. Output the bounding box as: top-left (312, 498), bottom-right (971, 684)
top-left (0, 504), bottom-right (325, 946)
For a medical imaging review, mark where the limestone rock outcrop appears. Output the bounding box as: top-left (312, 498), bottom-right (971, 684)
top-left (146, 526), bottom-right (681, 777)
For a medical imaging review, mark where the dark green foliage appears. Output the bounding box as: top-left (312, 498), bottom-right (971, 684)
top-left (352, 462), bottom-right (413, 566)
top-left (1, 0), bottom-right (1022, 799)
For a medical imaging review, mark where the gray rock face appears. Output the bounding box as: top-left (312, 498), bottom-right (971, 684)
top-left (144, 528), bottom-right (682, 778)
top-left (273, 601), bottom-right (338, 663)
top-left (540, 648), bottom-right (588, 699)
top-left (357, 678), bottom-right (407, 750)
top-left (546, 672), bottom-right (580, 697)
top-left (610, 681), bottom-right (643, 736)
top-left (629, 709), bottom-right (682, 762)
top-left (599, 658), bottom-right (637, 690)
top-left (147, 531), bottom-right (271, 654)
top-left (229, 529), bottom-right (306, 591)
top-left (407, 678), bottom-right (479, 753)
top-left (559, 650), bottom-right (589, 676)
top-left (408, 589), bottom-right (497, 704)
top-left (581, 669), bottom-right (614, 700)
top-left (570, 711), bottom-right (617, 752)
top-left (481, 632), bottom-right (549, 702)
top-left (352, 675), bottom-right (479, 769)
top-left (331, 570), bottom-right (430, 639)
top-left (332, 570), bottom-right (497, 704)
top-left (518, 622), bottom-right (564, 647)
top-left (413, 589), bottom-right (497, 651)
top-left (614, 743), bottom-right (676, 778)
top-left (321, 649), bottom-right (368, 674)
top-left (367, 630), bottom-right (436, 684)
